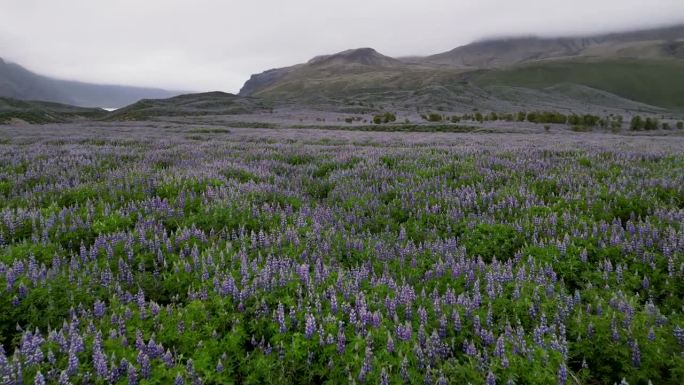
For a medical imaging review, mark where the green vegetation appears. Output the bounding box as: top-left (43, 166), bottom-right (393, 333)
top-left (106, 92), bottom-right (271, 121)
top-left (474, 59), bottom-right (684, 109)
top-left (372, 112), bottom-right (397, 124)
top-left (0, 97), bottom-right (107, 124)
top-left (630, 115), bottom-right (660, 131)
top-left (422, 112), bottom-right (444, 122)
top-left (442, 110), bottom-right (625, 131)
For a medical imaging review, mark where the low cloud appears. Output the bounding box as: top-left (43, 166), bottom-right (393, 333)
top-left (1, 0), bottom-right (682, 92)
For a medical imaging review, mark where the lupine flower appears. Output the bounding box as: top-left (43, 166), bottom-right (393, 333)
top-left (304, 313), bottom-right (316, 339)
top-left (93, 300), bottom-right (106, 318)
top-left (276, 303), bottom-right (287, 333)
top-left (631, 341), bottom-right (641, 368)
top-left (174, 373), bottom-right (184, 385)
top-left (486, 371), bottom-right (497, 385)
top-left (127, 363), bottom-right (138, 385)
top-left (34, 371), bottom-right (45, 385)
top-left (380, 368), bottom-right (389, 385)
top-left (557, 364), bottom-right (567, 385)
top-left (67, 348), bottom-right (79, 375)
top-left (138, 351), bottom-right (151, 379)
top-left (337, 324), bottom-right (346, 354)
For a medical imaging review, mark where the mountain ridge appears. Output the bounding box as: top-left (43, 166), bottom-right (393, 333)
top-left (0, 58), bottom-right (181, 108)
top-left (423, 24), bottom-right (684, 68)
top-left (238, 24), bottom-right (684, 111)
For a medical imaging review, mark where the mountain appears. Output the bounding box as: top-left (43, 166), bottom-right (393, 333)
top-left (239, 48), bottom-right (416, 99)
top-left (0, 58), bottom-right (180, 108)
top-left (0, 96), bottom-right (107, 124)
top-left (239, 25), bottom-right (684, 112)
top-left (106, 91), bottom-right (271, 121)
top-left (423, 24), bottom-right (684, 68)
top-left (307, 48), bottom-right (404, 68)
top-left (239, 47), bottom-right (463, 110)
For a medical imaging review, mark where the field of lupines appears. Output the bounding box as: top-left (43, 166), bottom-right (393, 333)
top-left (0, 124), bottom-right (683, 385)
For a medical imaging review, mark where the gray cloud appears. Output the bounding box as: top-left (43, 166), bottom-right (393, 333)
top-left (1, 0), bottom-right (683, 92)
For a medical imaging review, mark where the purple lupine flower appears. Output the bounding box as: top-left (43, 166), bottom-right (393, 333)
top-left (0, 346), bottom-right (7, 371)
top-left (138, 351), bottom-right (151, 379)
top-left (163, 349), bottom-right (174, 368)
top-left (463, 339), bottom-right (477, 357)
top-left (418, 306), bottom-right (428, 325)
top-left (557, 364), bottom-right (567, 385)
top-left (174, 373), bottom-right (184, 385)
top-left (358, 347), bottom-right (373, 382)
top-left (631, 341), bottom-right (641, 368)
top-left (473, 315), bottom-right (481, 335)
top-left (304, 313), bottom-right (316, 339)
top-left (276, 303), bottom-right (286, 333)
top-left (93, 342), bottom-right (109, 379)
top-left (486, 371), bottom-right (496, 385)
top-left (34, 371), bottom-right (46, 385)
top-left (674, 326), bottom-right (684, 346)
top-left (494, 336), bottom-right (505, 358)
top-left (93, 300), bottom-right (106, 318)
top-left (59, 370), bottom-right (70, 385)
top-left (67, 347), bottom-right (79, 375)
top-left (453, 310), bottom-right (462, 331)
top-left (380, 368), bottom-right (389, 385)
top-left (337, 324), bottom-right (346, 354)
top-left (127, 363), bottom-right (138, 385)
top-left (386, 333), bottom-right (395, 353)
top-left (396, 322), bottom-right (412, 342)
top-left (20, 330), bottom-right (44, 365)
top-left (400, 356), bottom-right (409, 382)
top-left (423, 369), bottom-right (432, 385)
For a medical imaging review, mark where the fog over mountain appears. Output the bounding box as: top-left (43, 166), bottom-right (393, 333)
top-left (1, 0), bottom-right (683, 93)
top-left (0, 58), bottom-right (179, 108)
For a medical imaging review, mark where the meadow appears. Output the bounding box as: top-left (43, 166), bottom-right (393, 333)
top-left (0, 124), bottom-right (683, 384)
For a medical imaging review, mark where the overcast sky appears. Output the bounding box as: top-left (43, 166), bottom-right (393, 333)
top-left (1, 0), bottom-right (683, 93)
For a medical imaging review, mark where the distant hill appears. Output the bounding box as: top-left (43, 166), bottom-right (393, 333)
top-left (239, 25), bottom-right (684, 112)
top-left (106, 91), bottom-right (271, 121)
top-left (0, 58), bottom-right (180, 108)
top-left (0, 96), bottom-right (107, 124)
top-left (423, 24), bottom-right (684, 68)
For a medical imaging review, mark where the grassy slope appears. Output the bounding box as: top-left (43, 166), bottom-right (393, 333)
top-left (106, 92), bottom-right (271, 121)
top-left (473, 59), bottom-right (684, 110)
top-left (0, 97), bottom-right (107, 124)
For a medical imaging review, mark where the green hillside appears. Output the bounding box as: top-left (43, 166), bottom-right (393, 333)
top-left (473, 59), bottom-right (684, 110)
top-left (106, 92), bottom-right (271, 121)
top-left (0, 97), bottom-right (107, 124)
